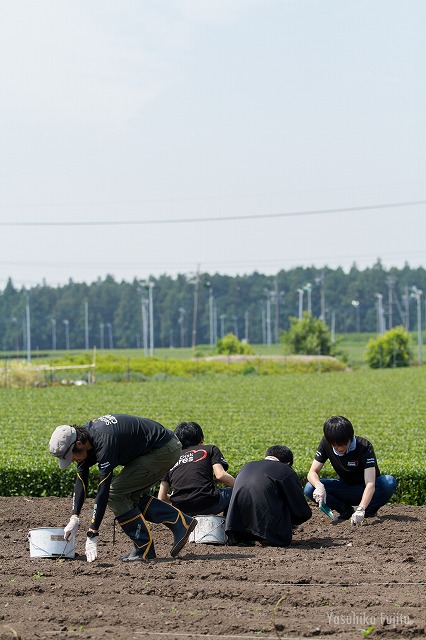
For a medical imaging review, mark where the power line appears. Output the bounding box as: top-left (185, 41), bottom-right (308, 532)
top-left (0, 199), bottom-right (424, 226)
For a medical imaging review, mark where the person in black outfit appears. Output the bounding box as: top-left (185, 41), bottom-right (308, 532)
top-left (158, 421), bottom-right (235, 516)
top-left (49, 414), bottom-right (197, 563)
top-left (225, 445), bottom-right (311, 547)
top-left (304, 415), bottom-right (397, 523)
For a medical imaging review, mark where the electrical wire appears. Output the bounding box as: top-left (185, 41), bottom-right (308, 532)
top-left (0, 199), bottom-right (425, 226)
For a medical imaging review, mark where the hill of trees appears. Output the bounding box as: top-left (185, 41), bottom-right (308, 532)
top-left (0, 261), bottom-right (425, 352)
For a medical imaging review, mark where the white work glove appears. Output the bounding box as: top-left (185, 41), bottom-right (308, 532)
top-left (351, 506), bottom-right (365, 525)
top-left (312, 483), bottom-right (326, 505)
top-left (63, 515), bottom-right (80, 541)
top-left (85, 535), bottom-right (99, 562)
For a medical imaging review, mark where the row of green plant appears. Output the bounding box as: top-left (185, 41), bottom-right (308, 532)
top-left (3, 320), bottom-right (423, 389)
top-left (1, 367), bottom-right (425, 504)
top-left (0, 350), bottom-right (347, 388)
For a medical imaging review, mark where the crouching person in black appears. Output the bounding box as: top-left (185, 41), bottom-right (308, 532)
top-left (49, 414), bottom-right (197, 563)
top-left (225, 445), bottom-right (311, 547)
top-left (158, 420), bottom-right (235, 516)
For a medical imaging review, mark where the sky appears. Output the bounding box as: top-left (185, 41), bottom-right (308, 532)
top-left (0, 0), bottom-right (425, 289)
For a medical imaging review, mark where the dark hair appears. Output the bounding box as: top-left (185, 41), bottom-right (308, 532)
top-left (174, 422), bottom-right (204, 449)
top-left (323, 416), bottom-right (354, 445)
top-left (265, 445), bottom-right (293, 466)
top-left (72, 425), bottom-right (91, 452)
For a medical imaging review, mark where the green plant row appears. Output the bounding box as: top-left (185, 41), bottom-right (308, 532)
top-left (1, 463), bottom-right (423, 505)
top-left (1, 368), bottom-right (425, 504)
top-left (0, 352), bottom-right (347, 388)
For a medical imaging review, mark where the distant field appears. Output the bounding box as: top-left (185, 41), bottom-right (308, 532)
top-left (1, 366), bottom-right (425, 503)
top-left (6, 329), bottom-right (423, 371)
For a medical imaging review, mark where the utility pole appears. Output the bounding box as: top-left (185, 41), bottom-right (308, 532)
top-left (244, 310), bottom-right (249, 343)
top-left (351, 300), bottom-right (360, 333)
top-left (315, 269), bottom-right (326, 322)
top-left (138, 287), bottom-right (148, 356)
top-left (191, 267), bottom-right (200, 349)
top-left (274, 278), bottom-right (279, 344)
top-left (148, 281), bottom-right (154, 357)
top-left (178, 307), bottom-right (186, 348)
top-left (213, 299), bottom-right (217, 344)
top-left (375, 293), bottom-right (385, 334)
top-left (25, 290), bottom-right (31, 363)
top-left (411, 286), bottom-right (423, 364)
top-left (264, 290), bottom-right (272, 346)
top-left (305, 282), bottom-right (312, 314)
top-left (274, 288), bottom-right (285, 341)
top-left (63, 319), bottom-right (70, 350)
top-left (297, 289), bottom-right (304, 321)
top-left (84, 300), bottom-right (89, 350)
top-left (220, 314), bottom-right (226, 338)
top-left (51, 318), bottom-right (56, 351)
top-left (386, 277), bottom-right (395, 329)
top-left (404, 286), bottom-right (410, 330)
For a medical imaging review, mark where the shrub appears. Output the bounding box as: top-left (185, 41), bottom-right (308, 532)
top-left (281, 313), bottom-right (332, 355)
top-left (365, 326), bottom-right (410, 368)
top-left (216, 333), bottom-right (254, 355)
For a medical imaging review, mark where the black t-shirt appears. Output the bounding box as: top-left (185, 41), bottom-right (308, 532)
top-left (314, 435), bottom-right (380, 485)
top-left (163, 444), bottom-right (229, 515)
top-left (225, 459), bottom-right (312, 546)
top-left (73, 414), bottom-right (174, 529)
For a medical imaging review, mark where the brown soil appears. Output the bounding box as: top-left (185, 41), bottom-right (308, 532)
top-left (0, 498), bottom-right (425, 640)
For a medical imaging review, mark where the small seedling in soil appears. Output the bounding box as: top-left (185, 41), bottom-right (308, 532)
top-left (32, 571), bottom-right (44, 580)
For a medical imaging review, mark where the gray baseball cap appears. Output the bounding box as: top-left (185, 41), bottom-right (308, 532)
top-left (49, 425), bottom-right (77, 469)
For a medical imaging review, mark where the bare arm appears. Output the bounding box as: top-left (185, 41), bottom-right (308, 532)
top-left (213, 463), bottom-right (235, 487)
top-left (307, 460), bottom-right (325, 488)
top-left (359, 467), bottom-right (376, 510)
top-left (157, 480), bottom-right (172, 504)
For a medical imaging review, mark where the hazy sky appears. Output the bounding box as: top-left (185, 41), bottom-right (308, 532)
top-left (1, 0), bottom-right (425, 288)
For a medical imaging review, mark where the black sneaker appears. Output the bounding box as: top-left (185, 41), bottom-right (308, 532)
top-left (337, 508), bottom-right (354, 521)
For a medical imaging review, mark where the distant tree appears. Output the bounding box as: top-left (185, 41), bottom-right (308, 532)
top-left (216, 333), bottom-right (254, 355)
top-left (282, 312), bottom-right (332, 355)
top-left (365, 326), bottom-right (410, 368)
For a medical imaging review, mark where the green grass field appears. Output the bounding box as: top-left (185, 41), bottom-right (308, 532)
top-left (1, 366), bottom-right (424, 503)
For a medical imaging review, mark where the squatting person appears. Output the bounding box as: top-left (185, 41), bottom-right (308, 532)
top-left (304, 415), bottom-right (397, 524)
top-left (158, 420), bottom-right (235, 516)
top-left (225, 445), bottom-right (312, 546)
top-left (49, 414), bottom-right (197, 562)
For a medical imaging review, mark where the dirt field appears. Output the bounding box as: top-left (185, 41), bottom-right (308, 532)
top-left (0, 498), bottom-right (425, 640)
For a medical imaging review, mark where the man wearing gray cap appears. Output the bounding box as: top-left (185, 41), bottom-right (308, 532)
top-left (49, 414), bottom-right (197, 563)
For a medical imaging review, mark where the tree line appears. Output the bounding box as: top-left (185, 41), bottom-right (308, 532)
top-left (0, 260), bottom-right (425, 352)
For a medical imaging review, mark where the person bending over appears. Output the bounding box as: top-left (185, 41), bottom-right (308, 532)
top-left (49, 414), bottom-right (197, 563)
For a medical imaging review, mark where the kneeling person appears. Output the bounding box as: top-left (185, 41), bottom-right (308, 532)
top-left (225, 445), bottom-right (311, 547)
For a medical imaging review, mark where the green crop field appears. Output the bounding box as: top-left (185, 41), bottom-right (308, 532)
top-left (1, 366), bottom-right (425, 503)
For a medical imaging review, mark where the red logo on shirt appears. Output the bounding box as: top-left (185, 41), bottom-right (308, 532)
top-left (185, 449), bottom-right (208, 462)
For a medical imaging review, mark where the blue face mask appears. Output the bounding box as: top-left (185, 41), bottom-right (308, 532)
top-left (332, 436), bottom-right (356, 456)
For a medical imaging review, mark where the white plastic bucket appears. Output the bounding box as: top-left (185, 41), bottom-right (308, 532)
top-left (188, 515), bottom-right (226, 545)
top-left (28, 528), bottom-right (75, 559)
